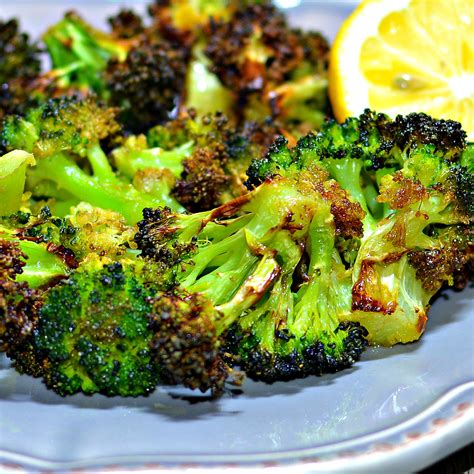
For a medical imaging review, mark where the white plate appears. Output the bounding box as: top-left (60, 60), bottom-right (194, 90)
top-left (0, 2), bottom-right (473, 472)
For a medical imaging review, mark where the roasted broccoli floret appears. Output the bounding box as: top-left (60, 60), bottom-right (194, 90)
top-left (247, 110), bottom-right (473, 345)
top-left (112, 111), bottom-right (279, 211)
top-left (0, 19), bottom-right (42, 120)
top-left (24, 260), bottom-right (163, 396)
top-left (135, 166), bottom-right (368, 386)
top-left (106, 37), bottom-right (189, 133)
top-left (203, 2), bottom-right (330, 131)
top-left (108, 9), bottom-right (145, 39)
top-left (0, 96), bottom-right (183, 222)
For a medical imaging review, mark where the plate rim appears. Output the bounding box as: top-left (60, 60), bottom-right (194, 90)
top-left (1, 382), bottom-right (472, 472)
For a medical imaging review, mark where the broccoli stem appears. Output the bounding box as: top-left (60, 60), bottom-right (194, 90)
top-left (16, 240), bottom-right (69, 288)
top-left (185, 43), bottom-right (234, 116)
top-left (31, 153), bottom-right (181, 223)
top-left (327, 158), bottom-right (377, 231)
top-left (115, 141), bottom-right (194, 179)
top-left (216, 252), bottom-right (281, 334)
top-left (0, 151), bottom-right (35, 215)
top-left (86, 143), bottom-right (119, 183)
top-left (0, 230), bottom-right (68, 288)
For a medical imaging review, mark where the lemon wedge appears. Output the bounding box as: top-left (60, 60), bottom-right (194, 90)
top-left (329, 0), bottom-right (474, 140)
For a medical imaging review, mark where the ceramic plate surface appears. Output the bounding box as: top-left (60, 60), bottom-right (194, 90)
top-left (0, 1), bottom-right (473, 472)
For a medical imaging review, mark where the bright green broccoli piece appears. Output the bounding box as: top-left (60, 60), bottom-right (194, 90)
top-left (0, 96), bottom-right (183, 222)
top-left (248, 110), bottom-right (472, 346)
top-left (30, 260), bottom-right (165, 396)
top-left (135, 166), bottom-right (368, 385)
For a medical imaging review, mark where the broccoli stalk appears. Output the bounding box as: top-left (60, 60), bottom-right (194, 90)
top-left (43, 11), bottom-right (131, 94)
top-left (0, 225), bottom-right (69, 288)
top-left (0, 150), bottom-right (35, 215)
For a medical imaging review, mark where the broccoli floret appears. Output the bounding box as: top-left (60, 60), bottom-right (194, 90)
top-left (28, 259), bottom-right (169, 396)
top-left (0, 96), bottom-right (183, 222)
top-left (223, 202), bottom-right (367, 381)
top-left (106, 38), bottom-right (189, 133)
top-left (2, 203), bottom-right (137, 264)
top-left (108, 9), bottom-right (145, 39)
top-left (135, 167), bottom-right (368, 386)
top-left (203, 2), bottom-right (330, 131)
top-left (252, 110), bottom-right (472, 345)
top-left (143, 112), bottom-right (280, 211)
top-left (0, 19), bottom-right (42, 120)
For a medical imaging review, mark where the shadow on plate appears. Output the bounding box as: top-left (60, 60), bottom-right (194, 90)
top-left (0, 354), bottom-right (360, 421)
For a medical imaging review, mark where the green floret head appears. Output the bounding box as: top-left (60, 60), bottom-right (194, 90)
top-left (1, 95), bottom-right (120, 158)
top-left (245, 135), bottom-right (293, 188)
top-left (32, 260), bottom-right (165, 397)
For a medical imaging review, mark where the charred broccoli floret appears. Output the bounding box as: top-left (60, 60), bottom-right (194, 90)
top-left (106, 38), bottom-right (189, 133)
top-left (108, 9), bottom-right (145, 39)
top-left (247, 110), bottom-right (472, 345)
top-left (0, 96), bottom-right (183, 222)
top-left (204, 2), bottom-right (330, 131)
top-left (113, 111), bottom-right (279, 212)
top-left (135, 166), bottom-right (369, 385)
top-left (0, 19), bottom-right (42, 120)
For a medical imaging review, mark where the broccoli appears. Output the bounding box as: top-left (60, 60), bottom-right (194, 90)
top-left (0, 150), bottom-right (35, 215)
top-left (148, 0), bottom-right (233, 42)
top-left (106, 37), bottom-right (189, 133)
top-left (0, 19), bottom-right (42, 120)
top-left (0, 218), bottom-right (70, 289)
top-left (2, 203), bottom-right (137, 265)
top-left (25, 259), bottom-right (168, 396)
top-left (135, 165), bottom-right (369, 387)
top-left (42, 11), bottom-right (131, 95)
top-left (203, 2), bottom-right (330, 131)
top-left (0, 96), bottom-right (183, 222)
top-left (112, 111), bottom-right (280, 212)
top-left (108, 9), bottom-right (145, 40)
top-left (247, 110), bottom-right (473, 345)
top-left (0, 239), bottom-right (47, 376)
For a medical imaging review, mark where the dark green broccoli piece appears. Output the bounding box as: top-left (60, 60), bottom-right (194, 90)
top-left (0, 96), bottom-right (183, 222)
top-left (106, 37), bottom-right (189, 134)
top-left (0, 19), bottom-right (42, 120)
top-left (108, 9), bottom-right (145, 39)
top-left (29, 259), bottom-right (168, 396)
